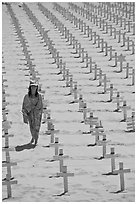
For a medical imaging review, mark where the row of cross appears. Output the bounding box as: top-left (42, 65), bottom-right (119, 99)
top-left (37, 3), bottom-right (132, 193)
top-left (2, 53), bottom-right (18, 199)
top-left (53, 2), bottom-right (135, 127)
top-left (2, 3), bottom-right (75, 198)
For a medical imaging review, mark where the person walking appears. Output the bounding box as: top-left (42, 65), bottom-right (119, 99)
top-left (22, 80), bottom-right (43, 146)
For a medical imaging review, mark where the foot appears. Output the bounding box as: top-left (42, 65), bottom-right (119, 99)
top-left (30, 138), bottom-right (34, 144)
top-left (34, 139), bottom-right (38, 146)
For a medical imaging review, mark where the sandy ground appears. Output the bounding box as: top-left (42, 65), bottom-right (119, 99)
top-left (2, 2), bottom-right (135, 202)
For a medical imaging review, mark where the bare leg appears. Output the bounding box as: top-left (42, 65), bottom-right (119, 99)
top-left (34, 130), bottom-right (39, 146)
top-left (30, 127), bottom-right (36, 144)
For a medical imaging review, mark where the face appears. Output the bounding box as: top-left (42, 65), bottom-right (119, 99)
top-left (31, 85), bottom-right (37, 95)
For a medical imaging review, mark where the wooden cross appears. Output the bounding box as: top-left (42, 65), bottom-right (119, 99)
top-left (84, 112), bottom-right (98, 133)
top-left (45, 113), bottom-right (53, 134)
top-left (49, 137), bottom-right (62, 156)
top-left (92, 65), bottom-right (101, 80)
top-left (89, 28), bottom-right (93, 41)
top-left (117, 30), bottom-right (125, 43)
top-left (123, 63), bottom-right (133, 78)
top-left (97, 134), bottom-right (108, 159)
top-left (81, 102), bottom-right (90, 123)
top-left (112, 92), bottom-right (123, 112)
top-left (99, 74), bottom-right (110, 93)
top-left (78, 94), bottom-right (85, 112)
top-left (98, 69), bottom-right (104, 86)
top-left (2, 132), bottom-right (14, 149)
top-left (56, 166), bottom-right (74, 194)
top-left (2, 156), bottom-right (17, 179)
top-left (129, 68), bottom-right (135, 86)
top-left (88, 57), bottom-right (96, 73)
top-left (88, 123), bottom-right (104, 146)
top-left (104, 147), bottom-right (119, 174)
top-left (106, 84), bottom-right (117, 102)
top-left (81, 49), bottom-right (87, 63)
top-left (107, 46), bottom-right (115, 61)
top-left (92, 32), bottom-right (99, 45)
top-left (109, 26), bottom-right (117, 39)
top-left (120, 100), bottom-right (131, 122)
top-left (68, 33), bottom-right (73, 45)
top-left (124, 19), bottom-right (132, 32)
top-left (100, 39), bottom-right (107, 52)
top-left (121, 32), bottom-right (127, 47)
top-left (65, 69), bottom-right (70, 87)
top-left (116, 54), bottom-right (126, 72)
top-left (57, 57), bottom-right (62, 72)
top-left (112, 52), bottom-right (118, 67)
top-left (96, 36), bottom-right (103, 48)
top-left (112, 162), bottom-right (130, 192)
top-left (42, 108), bottom-right (50, 124)
top-left (72, 82), bottom-right (79, 103)
top-left (2, 120), bottom-right (13, 148)
top-left (62, 62), bottom-right (66, 81)
top-left (53, 149), bottom-right (69, 172)
top-left (126, 111), bottom-right (135, 132)
top-left (2, 174), bottom-right (17, 198)
top-left (81, 53), bottom-right (90, 68)
top-left (2, 120), bottom-right (11, 133)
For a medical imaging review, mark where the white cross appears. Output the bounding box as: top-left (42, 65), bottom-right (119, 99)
top-left (53, 149), bottom-right (69, 172)
top-left (99, 74), bottom-right (110, 93)
top-left (97, 134), bottom-right (108, 158)
top-left (129, 68), bottom-right (135, 86)
top-left (78, 94), bottom-right (85, 112)
top-left (116, 54), bottom-right (126, 72)
top-left (2, 174), bottom-right (17, 198)
top-left (112, 162), bottom-right (130, 192)
top-left (120, 100), bottom-right (130, 122)
top-left (49, 137), bottom-right (62, 156)
top-left (104, 147), bottom-right (119, 174)
top-left (81, 103), bottom-right (91, 123)
top-left (126, 112), bottom-right (135, 132)
top-left (85, 112), bottom-right (98, 133)
top-left (106, 84), bottom-right (117, 102)
top-left (92, 65), bottom-right (101, 80)
top-left (112, 92), bottom-right (123, 112)
top-left (123, 63), bottom-right (133, 78)
top-left (56, 166), bottom-right (74, 193)
top-left (88, 57), bottom-right (96, 73)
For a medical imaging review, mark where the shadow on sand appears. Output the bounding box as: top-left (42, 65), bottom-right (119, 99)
top-left (15, 143), bottom-right (36, 152)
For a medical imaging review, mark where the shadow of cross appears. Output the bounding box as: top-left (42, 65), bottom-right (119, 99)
top-left (117, 54), bottom-right (126, 72)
